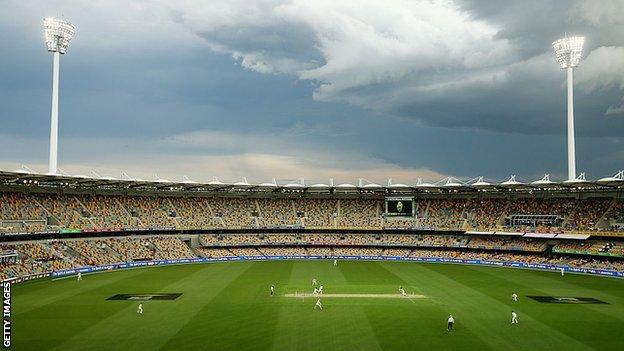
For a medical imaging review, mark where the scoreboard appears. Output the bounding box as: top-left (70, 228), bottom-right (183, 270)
top-left (385, 197), bottom-right (414, 217)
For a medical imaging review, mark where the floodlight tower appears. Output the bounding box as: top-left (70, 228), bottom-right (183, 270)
top-left (552, 35), bottom-right (584, 181)
top-left (43, 18), bottom-right (75, 175)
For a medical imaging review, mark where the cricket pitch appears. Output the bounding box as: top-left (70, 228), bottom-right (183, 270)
top-left (284, 293), bottom-right (426, 299)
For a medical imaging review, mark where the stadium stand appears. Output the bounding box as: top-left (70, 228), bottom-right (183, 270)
top-left (2, 232), bottom-right (623, 281)
top-left (3, 193), bottom-right (624, 233)
top-left (1, 186), bottom-right (624, 282)
top-left (255, 198), bottom-right (299, 227)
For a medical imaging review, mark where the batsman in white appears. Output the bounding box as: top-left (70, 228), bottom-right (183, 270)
top-left (315, 298), bottom-right (323, 310)
top-left (313, 288), bottom-right (319, 296)
top-left (399, 286), bottom-right (406, 296)
top-left (319, 285), bottom-right (324, 294)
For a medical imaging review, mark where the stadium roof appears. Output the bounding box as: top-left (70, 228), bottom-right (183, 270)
top-left (1, 169), bottom-right (623, 195)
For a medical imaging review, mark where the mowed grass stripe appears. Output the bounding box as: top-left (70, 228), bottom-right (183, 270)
top-left (13, 268), bottom-right (148, 315)
top-left (415, 263), bottom-right (595, 351)
top-left (460, 264), bottom-right (624, 350)
top-left (329, 260), bottom-right (384, 351)
top-left (162, 261), bottom-right (294, 351)
top-left (10, 261), bottom-right (624, 351)
top-left (337, 260), bottom-right (435, 350)
top-left (465, 264), bottom-right (624, 311)
top-left (499, 265), bottom-right (624, 306)
top-left (36, 265), bottom-right (241, 349)
top-left (271, 260), bottom-right (384, 351)
top-left (380, 262), bottom-right (558, 350)
top-left (372, 262), bottom-right (493, 351)
top-left (272, 260), bottom-right (336, 350)
top-left (48, 263), bottom-right (241, 351)
top-left (13, 266), bottom-right (173, 351)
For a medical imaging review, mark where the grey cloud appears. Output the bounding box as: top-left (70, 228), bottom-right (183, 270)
top-left (196, 23), bottom-right (323, 74)
top-left (181, 0), bottom-right (624, 137)
top-left (1, 0), bottom-right (623, 181)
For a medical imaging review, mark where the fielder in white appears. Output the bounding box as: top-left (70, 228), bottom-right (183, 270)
top-left (313, 288), bottom-right (319, 296)
top-left (561, 267), bottom-right (565, 276)
top-left (512, 293), bottom-right (518, 301)
top-left (77, 272), bottom-right (82, 281)
top-left (511, 311), bottom-right (518, 324)
top-left (137, 303), bottom-right (143, 314)
top-left (312, 278), bottom-right (317, 286)
top-left (315, 299), bottom-right (323, 310)
top-left (319, 285), bottom-right (324, 294)
top-left (333, 259), bottom-right (337, 266)
top-left (399, 286), bottom-right (407, 296)
top-left (270, 285), bottom-right (274, 296)
top-left (447, 315), bottom-right (455, 331)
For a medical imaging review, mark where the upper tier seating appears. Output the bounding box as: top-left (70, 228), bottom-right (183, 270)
top-left (2, 193), bottom-right (623, 233)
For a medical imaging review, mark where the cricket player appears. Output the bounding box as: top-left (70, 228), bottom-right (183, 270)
top-left (313, 288), bottom-right (319, 296)
top-left (511, 311), bottom-right (518, 324)
top-left (561, 267), bottom-right (565, 276)
top-left (315, 298), bottom-right (323, 310)
top-left (270, 285), bottom-right (274, 296)
top-left (447, 315), bottom-right (454, 331)
top-left (77, 272), bottom-right (82, 281)
top-left (399, 286), bottom-right (407, 296)
top-left (137, 303), bottom-right (143, 314)
top-left (512, 293), bottom-right (518, 301)
top-left (333, 259), bottom-right (338, 266)
top-left (319, 285), bottom-right (324, 294)
top-left (312, 278), bottom-right (317, 286)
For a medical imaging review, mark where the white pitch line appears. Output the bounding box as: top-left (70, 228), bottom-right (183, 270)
top-left (284, 293), bottom-right (426, 299)
top-left (405, 292), bottom-right (419, 304)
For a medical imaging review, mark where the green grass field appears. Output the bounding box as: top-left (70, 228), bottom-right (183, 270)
top-left (12, 260), bottom-right (624, 350)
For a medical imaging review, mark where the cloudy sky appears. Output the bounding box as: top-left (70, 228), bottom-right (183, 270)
top-left (1, 0), bottom-right (623, 184)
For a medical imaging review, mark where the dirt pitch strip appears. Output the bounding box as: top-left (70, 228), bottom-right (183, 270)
top-left (284, 293), bottom-right (426, 299)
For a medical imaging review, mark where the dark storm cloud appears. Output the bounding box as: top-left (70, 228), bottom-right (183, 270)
top-left (443, 0), bottom-right (624, 136)
top-left (386, 62), bottom-right (624, 137)
top-left (183, 0), bottom-right (624, 137)
top-left (0, 0), bottom-right (622, 181)
top-left (197, 23), bottom-right (324, 72)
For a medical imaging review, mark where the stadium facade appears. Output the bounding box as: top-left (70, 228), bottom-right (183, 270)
top-left (1, 169), bottom-right (623, 284)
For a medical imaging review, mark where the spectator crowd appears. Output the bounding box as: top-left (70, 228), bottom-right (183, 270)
top-left (2, 193), bottom-right (623, 234)
top-left (2, 233), bottom-right (623, 281)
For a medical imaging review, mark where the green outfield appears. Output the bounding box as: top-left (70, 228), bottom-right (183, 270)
top-left (11, 260), bottom-right (624, 350)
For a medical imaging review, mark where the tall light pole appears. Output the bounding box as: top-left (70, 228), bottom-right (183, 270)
top-left (43, 18), bottom-right (75, 175)
top-left (552, 36), bottom-right (584, 181)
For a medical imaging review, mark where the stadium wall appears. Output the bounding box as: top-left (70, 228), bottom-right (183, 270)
top-left (46, 256), bottom-right (624, 280)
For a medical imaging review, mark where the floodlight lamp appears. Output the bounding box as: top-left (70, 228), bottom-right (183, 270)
top-left (43, 18), bottom-right (76, 54)
top-left (552, 36), bottom-right (584, 69)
